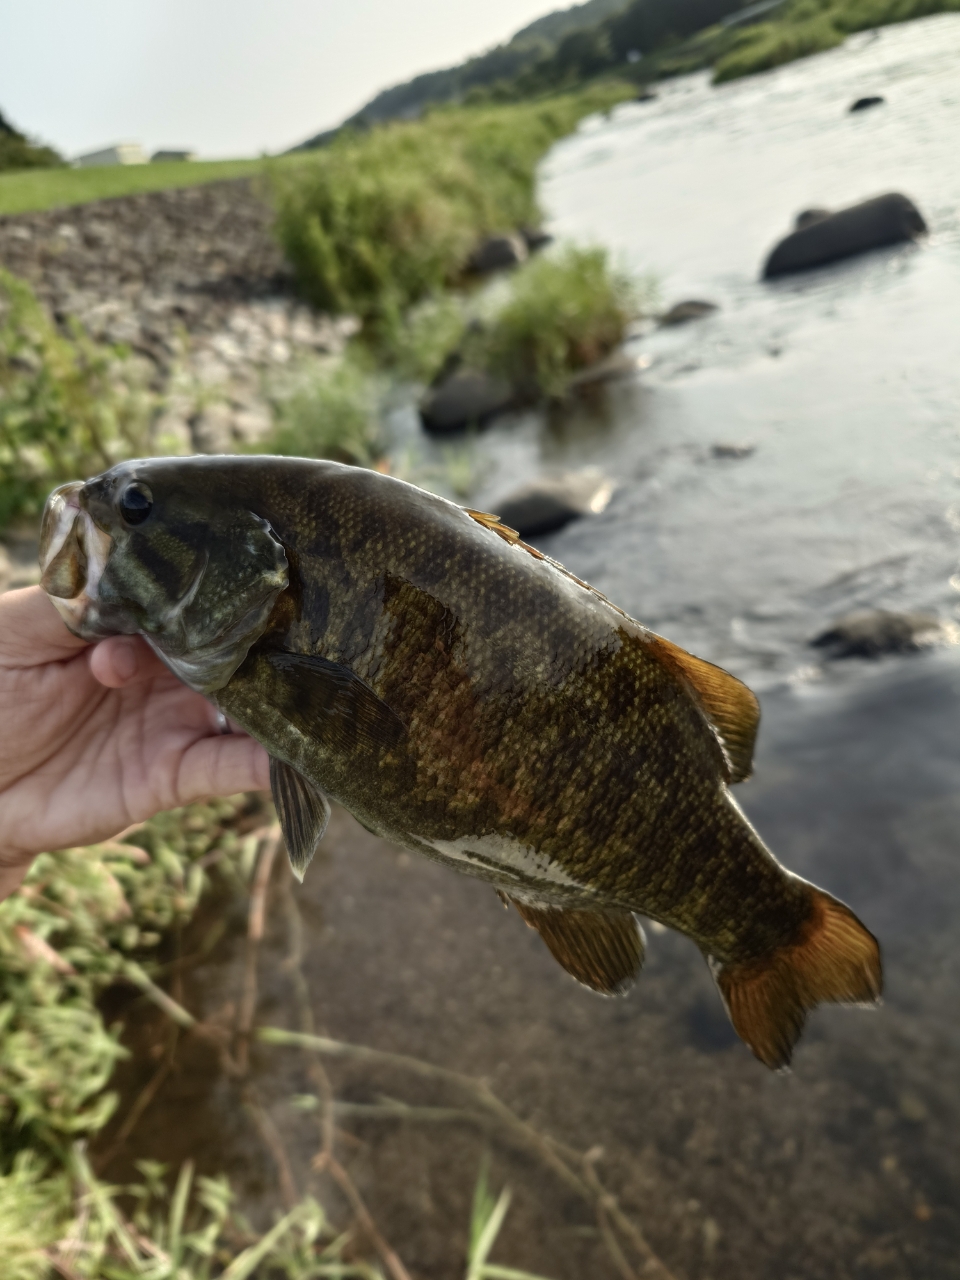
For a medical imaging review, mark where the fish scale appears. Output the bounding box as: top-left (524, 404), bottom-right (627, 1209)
top-left (39, 454), bottom-right (882, 1069)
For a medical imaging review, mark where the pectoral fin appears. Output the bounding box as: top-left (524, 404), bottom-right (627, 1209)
top-left (269, 756), bottom-right (331, 881)
top-left (265, 651), bottom-right (406, 757)
top-left (649, 636), bottom-right (760, 783)
top-left (508, 898), bottom-right (645, 996)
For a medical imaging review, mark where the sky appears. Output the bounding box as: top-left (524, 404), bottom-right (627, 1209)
top-left (0, 0), bottom-right (569, 160)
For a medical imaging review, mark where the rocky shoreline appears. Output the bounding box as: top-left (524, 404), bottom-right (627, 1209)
top-left (0, 178), bottom-right (356, 457)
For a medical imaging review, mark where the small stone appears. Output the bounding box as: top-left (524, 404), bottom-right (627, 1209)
top-left (712, 443), bottom-right (755, 459)
top-left (812, 610), bottom-right (946, 659)
top-left (850, 95), bottom-right (885, 112)
top-left (493, 469), bottom-right (614, 538)
top-left (467, 233), bottom-right (528, 274)
top-left (659, 300), bottom-right (718, 326)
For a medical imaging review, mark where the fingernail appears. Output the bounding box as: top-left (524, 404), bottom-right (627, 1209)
top-left (112, 639), bottom-right (138, 682)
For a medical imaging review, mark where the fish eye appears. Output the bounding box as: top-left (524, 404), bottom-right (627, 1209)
top-left (118, 482), bottom-right (153, 526)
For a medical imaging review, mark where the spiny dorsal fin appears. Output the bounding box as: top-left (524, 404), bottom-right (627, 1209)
top-left (508, 898), bottom-right (645, 996)
top-left (464, 509), bottom-right (546, 560)
top-left (648, 636), bottom-right (760, 784)
top-left (269, 756), bottom-right (331, 882)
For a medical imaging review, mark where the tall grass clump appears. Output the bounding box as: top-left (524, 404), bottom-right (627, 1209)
top-left (0, 269), bottom-right (154, 529)
top-left (272, 87), bottom-right (632, 328)
top-left (482, 244), bottom-right (644, 398)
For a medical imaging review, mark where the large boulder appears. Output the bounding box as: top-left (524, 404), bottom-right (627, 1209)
top-left (467, 233), bottom-right (528, 274)
top-left (811, 610), bottom-right (946, 659)
top-left (762, 193), bottom-right (927, 279)
top-left (419, 369), bottom-right (515, 434)
top-left (493, 469), bottom-right (614, 538)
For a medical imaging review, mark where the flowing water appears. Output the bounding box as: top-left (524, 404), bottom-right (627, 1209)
top-left (100, 18), bottom-right (960, 1278)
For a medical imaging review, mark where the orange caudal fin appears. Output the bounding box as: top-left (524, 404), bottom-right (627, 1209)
top-left (713, 888), bottom-right (882, 1070)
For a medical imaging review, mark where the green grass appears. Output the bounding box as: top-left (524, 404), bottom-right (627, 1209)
top-left (712, 0), bottom-right (960, 81)
top-left (272, 85), bottom-right (633, 327)
top-left (0, 154), bottom-right (311, 218)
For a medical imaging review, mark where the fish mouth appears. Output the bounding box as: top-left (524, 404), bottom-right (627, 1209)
top-left (39, 482), bottom-right (116, 639)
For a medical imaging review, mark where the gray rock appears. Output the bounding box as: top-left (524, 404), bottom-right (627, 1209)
top-left (659, 300), bottom-right (718, 326)
top-left (467, 233), bottom-right (528, 274)
top-left (795, 207), bottom-right (831, 230)
top-left (811, 610), bottom-right (947, 659)
top-left (493, 469), bottom-right (614, 538)
top-left (849, 95), bottom-right (884, 112)
top-left (763, 192), bottom-right (927, 279)
top-left (419, 370), bottom-right (515, 434)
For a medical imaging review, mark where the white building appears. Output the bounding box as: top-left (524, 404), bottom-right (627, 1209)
top-left (75, 142), bottom-right (147, 168)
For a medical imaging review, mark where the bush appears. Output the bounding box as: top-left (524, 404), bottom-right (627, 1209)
top-left (272, 87), bottom-right (632, 327)
top-left (481, 244), bottom-right (644, 398)
top-left (0, 269), bottom-right (154, 530)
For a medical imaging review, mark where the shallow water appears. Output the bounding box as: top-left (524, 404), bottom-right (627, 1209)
top-left (101, 19), bottom-right (960, 1278)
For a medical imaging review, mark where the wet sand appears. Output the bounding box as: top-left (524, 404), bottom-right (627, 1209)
top-left (98, 647), bottom-right (960, 1279)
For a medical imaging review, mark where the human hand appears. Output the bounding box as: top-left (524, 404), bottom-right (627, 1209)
top-left (0, 586), bottom-right (269, 900)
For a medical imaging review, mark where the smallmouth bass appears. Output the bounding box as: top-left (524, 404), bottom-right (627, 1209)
top-left (39, 456), bottom-right (882, 1068)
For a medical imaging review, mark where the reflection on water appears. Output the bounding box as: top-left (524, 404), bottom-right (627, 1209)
top-left (100, 17), bottom-right (960, 1279)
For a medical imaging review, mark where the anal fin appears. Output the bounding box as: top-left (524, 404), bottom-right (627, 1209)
top-left (508, 898), bottom-right (645, 996)
top-left (269, 756), bottom-right (331, 882)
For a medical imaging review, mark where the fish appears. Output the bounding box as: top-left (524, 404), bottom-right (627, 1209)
top-left (39, 455), bottom-right (882, 1069)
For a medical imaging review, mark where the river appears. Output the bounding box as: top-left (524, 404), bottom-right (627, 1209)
top-left (99, 17), bottom-right (960, 1279)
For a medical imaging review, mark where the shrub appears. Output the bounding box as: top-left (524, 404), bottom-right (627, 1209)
top-left (272, 87), bottom-right (632, 327)
top-left (481, 244), bottom-right (644, 398)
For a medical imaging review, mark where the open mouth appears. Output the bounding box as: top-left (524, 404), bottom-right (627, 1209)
top-left (39, 482), bottom-right (115, 638)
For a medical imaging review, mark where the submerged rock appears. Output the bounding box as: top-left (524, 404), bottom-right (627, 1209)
top-left (419, 369), bottom-right (515, 434)
top-left (849, 95), bottom-right (885, 112)
top-left (811, 610), bottom-right (949, 659)
top-left (659, 300), bottom-right (718, 326)
top-left (494, 469), bottom-right (614, 538)
top-left (467, 233), bottom-right (528, 274)
top-left (763, 192), bottom-right (927, 279)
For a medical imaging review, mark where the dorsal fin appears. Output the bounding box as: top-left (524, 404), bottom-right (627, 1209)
top-left (508, 898), bottom-right (645, 996)
top-left (648, 636), bottom-right (760, 783)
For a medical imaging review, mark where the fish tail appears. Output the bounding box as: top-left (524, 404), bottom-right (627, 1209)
top-left (713, 887), bottom-right (882, 1070)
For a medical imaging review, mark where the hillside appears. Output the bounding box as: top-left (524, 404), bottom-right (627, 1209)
top-left (295, 0), bottom-right (630, 144)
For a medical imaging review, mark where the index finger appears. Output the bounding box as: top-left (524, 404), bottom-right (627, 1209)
top-left (0, 586), bottom-right (89, 668)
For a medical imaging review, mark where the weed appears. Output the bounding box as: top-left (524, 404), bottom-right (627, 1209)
top-left (0, 269), bottom-right (155, 530)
